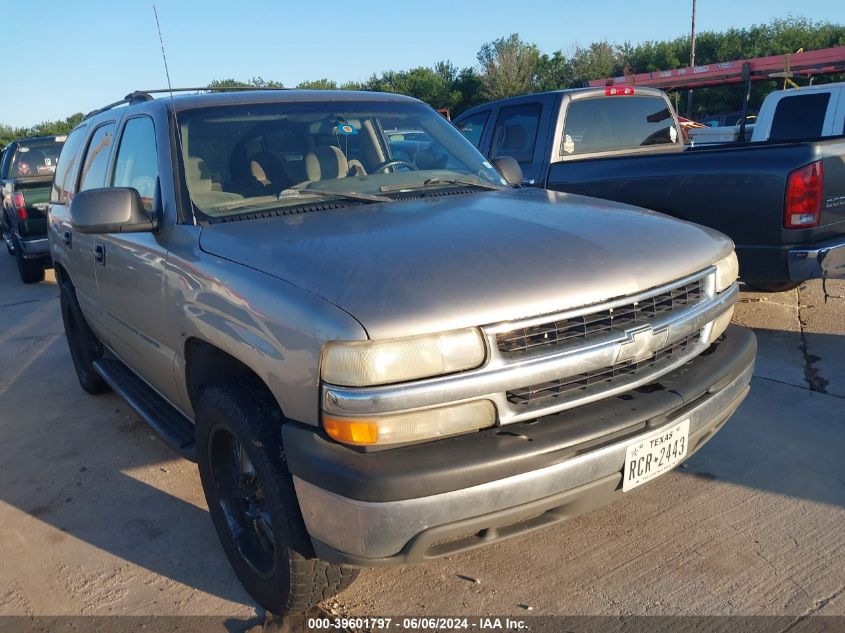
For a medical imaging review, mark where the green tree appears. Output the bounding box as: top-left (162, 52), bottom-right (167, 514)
top-left (0, 112), bottom-right (86, 148)
top-left (536, 51), bottom-right (575, 91)
top-left (296, 78), bottom-right (338, 90)
top-left (206, 77), bottom-right (284, 89)
top-left (477, 34), bottom-right (540, 99)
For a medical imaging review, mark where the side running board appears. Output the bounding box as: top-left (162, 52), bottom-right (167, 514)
top-left (93, 357), bottom-right (197, 461)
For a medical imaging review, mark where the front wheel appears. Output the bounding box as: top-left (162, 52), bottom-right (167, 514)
top-left (195, 382), bottom-right (359, 613)
top-left (744, 280), bottom-right (802, 293)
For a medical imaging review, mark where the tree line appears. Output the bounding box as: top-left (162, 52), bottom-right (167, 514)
top-left (3, 16), bottom-right (843, 147)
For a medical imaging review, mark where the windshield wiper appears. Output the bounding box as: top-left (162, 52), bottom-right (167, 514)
top-left (379, 177), bottom-right (507, 194)
top-left (279, 188), bottom-right (391, 203)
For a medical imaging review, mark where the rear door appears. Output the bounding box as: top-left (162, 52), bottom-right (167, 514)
top-left (48, 125), bottom-right (88, 276)
top-left (93, 114), bottom-right (180, 403)
top-left (69, 121), bottom-right (117, 332)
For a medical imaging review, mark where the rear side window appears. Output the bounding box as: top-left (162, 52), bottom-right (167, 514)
top-left (112, 117), bottom-right (158, 211)
top-left (50, 126), bottom-right (88, 204)
top-left (490, 103), bottom-right (541, 164)
top-left (769, 93), bottom-right (830, 141)
top-left (78, 122), bottom-right (117, 192)
top-left (455, 111), bottom-right (490, 148)
top-left (562, 96), bottom-right (678, 156)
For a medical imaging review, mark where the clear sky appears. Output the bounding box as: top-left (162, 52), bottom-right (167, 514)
top-left (3, 0), bottom-right (841, 128)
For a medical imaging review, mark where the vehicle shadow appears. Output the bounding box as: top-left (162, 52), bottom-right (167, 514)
top-left (0, 278), bottom-right (256, 611)
top-left (678, 327), bottom-right (845, 510)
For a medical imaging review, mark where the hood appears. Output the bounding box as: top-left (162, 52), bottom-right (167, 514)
top-left (199, 188), bottom-right (733, 339)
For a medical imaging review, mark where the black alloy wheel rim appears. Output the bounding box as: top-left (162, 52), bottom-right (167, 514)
top-left (209, 427), bottom-right (276, 577)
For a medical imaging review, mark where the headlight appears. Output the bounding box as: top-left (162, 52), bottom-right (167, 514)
top-left (715, 252), bottom-right (739, 293)
top-left (323, 400), bottom-right (496, 446)
top-left (707, 305), bottom-right (734, 344)
top-left (321, 328), bottom-right (486, 387)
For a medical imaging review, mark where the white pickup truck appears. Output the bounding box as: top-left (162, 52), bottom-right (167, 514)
top-left (690, 81), bottom-right (845, 145)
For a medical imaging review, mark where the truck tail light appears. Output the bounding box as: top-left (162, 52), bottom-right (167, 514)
top-left (784, 161), bottom-right (823, 229)
top-left (12, 192), bottom-right (26, 220)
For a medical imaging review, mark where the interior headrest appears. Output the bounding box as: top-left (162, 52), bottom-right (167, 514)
top-left (305, 146), bottom-right (348, 181)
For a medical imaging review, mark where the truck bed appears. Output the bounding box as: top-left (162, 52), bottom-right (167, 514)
top-left (545, 137), bottom-right (845, 282)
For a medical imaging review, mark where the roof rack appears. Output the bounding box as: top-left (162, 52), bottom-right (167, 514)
top-left (83, 86), bottom-right (291, 120)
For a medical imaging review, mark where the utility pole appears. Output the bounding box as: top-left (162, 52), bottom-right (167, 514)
top-left (687, 0), bottom-right (697, 118)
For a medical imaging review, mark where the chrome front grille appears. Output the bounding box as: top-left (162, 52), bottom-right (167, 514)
top-left (496, 279), bottom-right (704, 354)
top-left (506, 333), bottom-right (699, 407)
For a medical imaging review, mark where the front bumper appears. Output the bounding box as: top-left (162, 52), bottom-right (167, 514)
top-left (287, 325), bottom-right (756, 566)
top-left (787, 235), bottom-right (845, 280)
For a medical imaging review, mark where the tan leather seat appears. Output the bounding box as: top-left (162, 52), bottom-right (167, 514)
top-left (304, 146), bottom-right (348, 181)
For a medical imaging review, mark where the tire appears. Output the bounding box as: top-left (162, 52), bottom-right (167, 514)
top-left (744, 280), bottom-right (802, 293)
top-left (59, 279), bottom-right (110, 394)
top-left (195, 381), bottom-right (359, 613)
top-left (13, 236), bottom-right (44, 284)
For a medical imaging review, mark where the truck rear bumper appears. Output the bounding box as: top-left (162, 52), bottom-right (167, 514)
top-left (788, 235), bottom-right (845, 280)
top-left (16, 235), bottom-right (50, 259)
top-left (287, 326), bottom-right (756, 566)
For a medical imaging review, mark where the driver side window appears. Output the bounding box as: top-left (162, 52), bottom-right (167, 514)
top-left (112, 117), bottom-right (158, 212)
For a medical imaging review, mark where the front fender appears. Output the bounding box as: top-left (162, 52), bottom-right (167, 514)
top-left (164, 233), bottom-right (367, 426)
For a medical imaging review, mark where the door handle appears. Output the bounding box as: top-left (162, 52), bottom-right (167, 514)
top-left (522, 178), bottom-right (536, 186)
top-left (94, 243), bottom-right (105, 265)
top-left (63, 230), bottom-right (72, 248)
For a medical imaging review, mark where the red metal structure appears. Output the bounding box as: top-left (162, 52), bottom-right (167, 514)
top-left (588, 46), bottom-right (845, 90)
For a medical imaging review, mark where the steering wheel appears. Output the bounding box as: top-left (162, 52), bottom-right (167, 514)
top-left (372, 159), bottom-right (418, 174)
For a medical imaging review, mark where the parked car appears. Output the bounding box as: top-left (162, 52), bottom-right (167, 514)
top-left (454, 87), bottom-right (845, 292)
top-left (49, 88), bottom-right (754, 613)
top-left (1, 134), bottom-right (66, 282)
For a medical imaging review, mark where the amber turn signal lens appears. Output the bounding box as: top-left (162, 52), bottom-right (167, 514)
top-left (323, 417), bottom-right (379, 445)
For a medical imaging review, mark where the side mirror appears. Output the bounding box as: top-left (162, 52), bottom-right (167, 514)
top-left (70, 187), bottom-right (156, 234)
top-left (491, 156), bottom-right (523, 187)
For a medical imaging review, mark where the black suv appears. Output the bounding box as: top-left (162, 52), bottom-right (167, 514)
top-left (1, 135), bottom-right (65, 282)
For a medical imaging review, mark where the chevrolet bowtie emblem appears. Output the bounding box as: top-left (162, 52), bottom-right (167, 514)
top-left (615, 326), bottom-right (669, 364)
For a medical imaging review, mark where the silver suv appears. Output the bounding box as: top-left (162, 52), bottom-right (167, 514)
top-left (48, 89), bottom-right (755, 613)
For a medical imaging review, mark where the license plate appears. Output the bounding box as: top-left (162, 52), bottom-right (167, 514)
top-left (623, 419), bottom-right (690, 492)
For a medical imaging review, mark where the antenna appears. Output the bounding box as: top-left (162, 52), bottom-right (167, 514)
top-left (151, 5), bottom-right (194, 224)
top-left (152, 5), bottom-right (175, 106)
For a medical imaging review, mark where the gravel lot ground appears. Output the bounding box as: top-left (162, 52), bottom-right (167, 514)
top-left (0, 253), bottom-right (842, 630)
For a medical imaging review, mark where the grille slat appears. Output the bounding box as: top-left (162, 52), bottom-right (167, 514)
top-left (506, 333), bottom-right (699, 407)
top-left (496, 280), bottom-right (704, 354)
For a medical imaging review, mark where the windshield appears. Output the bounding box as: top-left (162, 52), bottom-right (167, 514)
top-left (11, 139), bottom-right (65, 177)
top-left (178, 100), bottom-right (507, 218)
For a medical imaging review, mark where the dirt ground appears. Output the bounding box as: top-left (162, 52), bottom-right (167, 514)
top-left (0, 253), bottom-right (842, 629)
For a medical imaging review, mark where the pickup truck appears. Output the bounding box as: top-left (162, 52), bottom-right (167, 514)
top-left (1, 135), bottom-right (65, 283)
top-left (49, 89), bottom-right (754, 613)
top-left (453, 86), bottom-right (845, 292)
